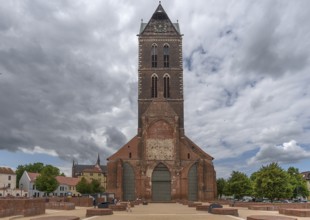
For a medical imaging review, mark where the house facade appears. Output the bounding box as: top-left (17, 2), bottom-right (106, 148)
top-left (0, 167), bottom-right (16, 197)
top-left (107, 3), bottom-right (217, 202)
top-left (55, 176), bottom-right (80, 197)
top-left (72, 154), bottom-right (107, 190)
top-left (19, 171), bottom-right (80, 197)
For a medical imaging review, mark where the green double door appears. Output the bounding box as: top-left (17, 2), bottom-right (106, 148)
top-left (152, 163), bottom-right (171, 201)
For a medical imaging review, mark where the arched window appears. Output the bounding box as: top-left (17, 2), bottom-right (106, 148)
top-left (123, 163), bottom-right (135, 201)
top-left (163, 44), bottom-right (169, 67)
top-left (151, 74), bottom-right (158, 98)
top-left (163, 74), bottom-right (170, 98)
top-left (151, 44), bottom-right (157, 68)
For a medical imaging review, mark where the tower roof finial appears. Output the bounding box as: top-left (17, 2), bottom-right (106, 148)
top-left (159, 1), bottom-right (161, 4)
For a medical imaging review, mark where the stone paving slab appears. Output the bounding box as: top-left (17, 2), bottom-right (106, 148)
top-left (1, 203), bottom-right (309, 220)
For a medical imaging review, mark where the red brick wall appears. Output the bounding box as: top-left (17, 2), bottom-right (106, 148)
top-left (0, 198), bottom-right (45, 217)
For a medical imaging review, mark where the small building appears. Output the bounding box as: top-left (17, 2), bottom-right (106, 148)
top-left (72, 154), bottom-right (107, 190)
top-left (19, 171), bottom-right (42, 197)
top-left (55, 176), bottom-right (80, 197)
top-left (19, 171), bottom-right (80, 197)
top-left (0, 167), bottom-right (16, 197)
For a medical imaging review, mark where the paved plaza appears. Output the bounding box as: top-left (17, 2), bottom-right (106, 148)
top-left (3, 203), bottom-right (309, 220)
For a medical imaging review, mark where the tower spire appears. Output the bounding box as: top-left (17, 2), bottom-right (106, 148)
top-left (96, 153), bottom-right (100, 166)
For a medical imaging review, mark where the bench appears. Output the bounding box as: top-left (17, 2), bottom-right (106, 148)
top-left (279, 209), bottom-right (310, 217)
top-left (211, 208), bottom-right (239, 216)
top-left (247, 215), bottom-right (297, 220)
top-left (86, 208), bottom-right (113, 217)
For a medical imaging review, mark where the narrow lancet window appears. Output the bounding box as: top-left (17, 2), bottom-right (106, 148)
top-left (164, 74), bottom-right (170, 98)
top-left (163, 44), bottom-right (169, 67)
top-left (152, 44), bottom-right (158, 68)
top-left (151, 74), bottom-right (158, 98)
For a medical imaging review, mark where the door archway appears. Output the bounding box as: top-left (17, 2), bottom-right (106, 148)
top-left (188, 163), bottom-right (198, 201)
top-left (123, 162), bottom-right (135, 201)
top-left (152, 163), bottom-right (171, 201)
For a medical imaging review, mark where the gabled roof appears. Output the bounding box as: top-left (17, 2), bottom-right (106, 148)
top-left (107, 135), bottom-right (139, 161)
top-left (182, 136), bottom-right (214, 161)
top-left (83, 165), bottom-right (103, 173)
top-left (27, 172), bottom-right (80, 186)
top-left (73, 165), bottom-right (107, 173)
top-left (0, 167), bottom-right (15, 175)
top-left (27, 172), bottom-right (40, 182)
top-left (139, 2), bottom-right (181, 35)
top-left (56, 176), bottom-right (79, 186)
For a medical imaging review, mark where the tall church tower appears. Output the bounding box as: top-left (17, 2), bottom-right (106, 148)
top-left (107, 2), bottom-right (217, 201)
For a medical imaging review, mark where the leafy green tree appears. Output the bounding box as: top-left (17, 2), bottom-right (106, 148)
top-left (287, 167), bottom-right (309, 199)
top-left (15, 162), bottom-right (45, 187)
top-left (254, 162), bottom-right (292, 201)
top-left (76, 177), bottom-right (105, 194)
top-left (225, 171), bottom-right (252, 200)
top-left (76, 177), bottom-right (92, 194)
top-left (91, 179), bottom-right (105, 193)
top-left (216, 178), bottom-right (227, 199)
top-left (35, 165), bottom-right (59, 195)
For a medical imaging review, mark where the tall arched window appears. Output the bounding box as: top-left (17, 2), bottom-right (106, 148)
top-left (163, 44), bottom-right (169, 68)
top-left (151, 44), bottom-right (158, 68)
top-left (163, 74), bottom-right (170, 98)
top-left (151, 74), bottom-right (158, 98)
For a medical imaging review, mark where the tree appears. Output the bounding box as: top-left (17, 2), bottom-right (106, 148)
top-left (254, 162), bottom-right (292, 201)
top-left (287, 167), bottom-right (309, 199)
top-left (225, 171), bottom-right (252, 200)
top-left (76, 177), bottom-right (92, 194)
top-left (35, 165), bottom-right (59, 195)
top-left (76, 177), bottom-right (105, 194)
top-left (15, 162), bottom-right (45, 187)
top-left (216, 178), bottom-right (227, 199)
top-left (91, 179), bottom-right (105, 193)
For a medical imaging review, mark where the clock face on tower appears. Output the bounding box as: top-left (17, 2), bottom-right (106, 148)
top-left (153, 22), bottom-right (167, 33)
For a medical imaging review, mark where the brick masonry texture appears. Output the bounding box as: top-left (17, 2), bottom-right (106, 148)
top-left (106, 3), bottom-right (216, 202)
top-left (0, 198), bottom-right (45, 218)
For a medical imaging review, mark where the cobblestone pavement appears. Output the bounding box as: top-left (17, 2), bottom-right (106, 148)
top-left (3, 203), bottom-right (309, 220)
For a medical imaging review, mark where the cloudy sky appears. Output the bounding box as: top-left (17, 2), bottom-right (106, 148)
top-left (1, 0), bottom-right (310, 178)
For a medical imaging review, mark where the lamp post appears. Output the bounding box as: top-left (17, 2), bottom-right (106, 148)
top-left (20, 183), bottom-right (23, 197)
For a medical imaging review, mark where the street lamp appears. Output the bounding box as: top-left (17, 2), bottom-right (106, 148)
top-left (20, 183), bottom-right (23, 197)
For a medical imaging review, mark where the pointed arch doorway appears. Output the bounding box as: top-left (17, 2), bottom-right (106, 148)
top-left (188, 163), bottom-right (198, 201)
top-left (123, 162), bottom-right (135, 201)
top-left (152, 163), bottom-right (171, 201)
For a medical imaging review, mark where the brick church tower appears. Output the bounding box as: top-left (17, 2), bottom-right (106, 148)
top-left (107, 2), bottom-right (217, 201)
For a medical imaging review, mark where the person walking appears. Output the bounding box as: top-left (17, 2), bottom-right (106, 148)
top-left (126, 201), bottom-right (132, 212)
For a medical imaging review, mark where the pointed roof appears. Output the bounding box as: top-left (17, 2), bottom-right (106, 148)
top-left (27, 172), bottom-right (40, 182)
top-left (96, 153), bottom-right (100, 166)
top-left (151, 2), bottom-right (169, 20)
top-left (139, 2), bottom-right (181, 35)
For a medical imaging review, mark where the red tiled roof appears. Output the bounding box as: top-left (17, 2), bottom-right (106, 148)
top-left (27, 172), bottom-right (79, 185)
top-left (83, 165), bottom-right (103, 173)
top-left (56, 176), bottom-right (79, 186)
top-left (27, 172), bottom-right (40, 182)
top-left (0, 167), bottom-right (15, 174)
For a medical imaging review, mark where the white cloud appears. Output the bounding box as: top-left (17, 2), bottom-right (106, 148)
top-left (18, 146), bottom-right (58, 157)
top-left (247, 140), bottom-right (310, 165)
top-left (0, 0), bottom-right (310, 178)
